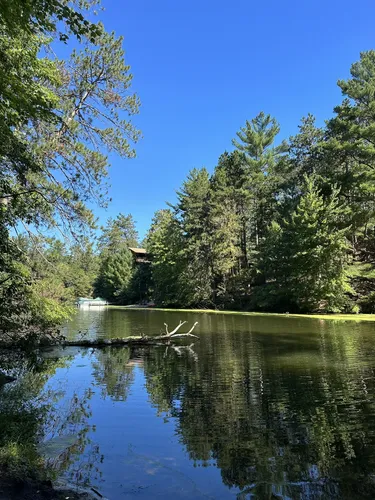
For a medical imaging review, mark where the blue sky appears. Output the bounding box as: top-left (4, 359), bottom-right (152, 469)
top-left (92, 0), bottom-right (375, 239)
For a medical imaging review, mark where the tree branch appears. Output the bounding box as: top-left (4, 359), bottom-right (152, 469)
top-left (168, 320), bottom-right (187, 336)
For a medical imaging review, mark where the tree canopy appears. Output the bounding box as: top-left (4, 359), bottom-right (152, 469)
top-left (0, 0), bottom-right (140, 336)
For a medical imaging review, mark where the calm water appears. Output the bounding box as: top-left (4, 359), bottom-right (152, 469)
top-left (11, 309), bottom-right (375, 498)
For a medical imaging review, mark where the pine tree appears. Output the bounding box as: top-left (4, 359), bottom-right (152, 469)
top-left (95, 213), bottom-right (139, 302)
top-left (174, 168), bottom-right (213, 306)
top-left (94, 247), bottom-right (133, 302)
top-left (324, 51), bottom-right (375, 305)
top-left (146, 209), bottom-right (183, 306)
top-left (208, 165), bottom-right (241, 305)
top-left (258, 176), bottom-right (352, 312)
top-left (98, 214), bottom-right (139, 255)
top-left (280, 115), bottom-right (324, 197)
top-left (232, 112), bottom-right (287, 258)
top-left (216, 151), bottom-right (250, 268)
top-left (325, 51), bottom-right (375, 235)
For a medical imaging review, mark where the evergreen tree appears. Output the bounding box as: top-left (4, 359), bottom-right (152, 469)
top-left (208, 165), bottom-right (241, 305)
top-left (216, 151), bottom-right (250, 269)
top-left (145, 209), bottom-right (183, 305)
top-left (174, 168), bottom-right (213, 306)
top-left (325, 51), bottom-right (375, 236)
top-left (280, 115), bottom-right (325, 200)
top-left (98, 214), bottom-right (139, 255)
top-left (258, 176), bottom-right (352, 312)
top-left (126, 263), bottom-right (153, 305)
top-left (325, 50), bottom-right (375, 305)
top-left (94, 247), bottom-right (133, 302)
top-left (95, 213), bottom-right (138, 301)
top-left (232, 112), bottom-right (287, 259)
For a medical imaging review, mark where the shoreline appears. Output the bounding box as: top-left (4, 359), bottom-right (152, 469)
top-left (106, 306), bottom-right (375, 323)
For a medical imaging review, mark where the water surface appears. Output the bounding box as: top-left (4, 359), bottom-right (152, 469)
top-left (13, 309), bottom-right (375, 498)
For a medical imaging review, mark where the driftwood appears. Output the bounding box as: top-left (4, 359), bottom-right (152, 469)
top-left (61, 321), bottom-right (199, 348)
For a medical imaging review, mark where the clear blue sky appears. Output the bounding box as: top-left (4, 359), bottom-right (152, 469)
top-left (93, 0), bottom-right (375, 239)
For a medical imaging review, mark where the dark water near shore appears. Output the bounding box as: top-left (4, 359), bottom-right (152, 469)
top-left (8, 309), bottom-right (375, 498)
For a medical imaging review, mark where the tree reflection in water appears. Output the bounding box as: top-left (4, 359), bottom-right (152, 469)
top-left (0, 350), bottom-right (102, 490)
top-left (2, 313), bottom-right (375, 499)
top-left (140, 323), bottom-right (375, 499)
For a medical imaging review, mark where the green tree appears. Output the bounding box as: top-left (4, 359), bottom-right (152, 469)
top-left (174, 168), bottom-right (213, 306)
top-left (94, 247), bottom-right (133, 302)
top-left (0, 0), bottom-right (141, 334)
top-left (324, 51), bottom-right (375, 308)
top-left (95, 213), bottom-right (138, 302)
top-left (279, 114), bottom-right (325, 205)
top-left (233, 112), bottom-right (287, 255)
top-left (0, 0), bottom-right (101, 42)
top-left (325, 51), bottom-right (375, 239)
top-left (208, 165), bottom-right (241, 305)
top-left (0, 27), bottom-right (61, 336)
top-left (98, 214), bottom-right (139, 254)
top-left (258, 176), bottom-right (352, 312)
top-left (216, 151), bottom-right (250, 269)
top-left (126, 263), bottom-right (153, 304)
top-left (146, 209), bottom-right (183, 306)
top-left (66, 237), bottom-right (99, 298)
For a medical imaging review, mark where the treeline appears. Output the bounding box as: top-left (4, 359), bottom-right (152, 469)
top-left (144, 52), bottom-right (375, 313)
top-left (79, 48), bottom-right (375, 314)
top-left (12, 50), bottom-right (375, 319)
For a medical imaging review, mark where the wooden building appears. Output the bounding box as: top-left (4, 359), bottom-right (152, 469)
top-left (129, 247), bottom-right (150, 264)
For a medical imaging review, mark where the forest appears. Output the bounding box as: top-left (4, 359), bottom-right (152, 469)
top-left (3, 0), bottom-right (375, 343)
top-left (16, 60), bottom-right (375, 322)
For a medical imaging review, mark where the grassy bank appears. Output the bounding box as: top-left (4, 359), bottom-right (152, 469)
top-left (108, 306), bottom-right (375, 323)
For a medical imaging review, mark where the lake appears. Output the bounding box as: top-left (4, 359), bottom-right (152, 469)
top-left (10, 308), bottom-right (375, 498)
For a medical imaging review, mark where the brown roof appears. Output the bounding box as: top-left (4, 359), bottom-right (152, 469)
top-left (129, 247), bottom-right (147, 255)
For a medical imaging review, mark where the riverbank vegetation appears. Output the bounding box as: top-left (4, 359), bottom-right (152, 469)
top-left (99, 51), bottom-right (375, 315)
top-left (3, 0), bottom-right (375, 345)
top-left (17, 49), bottom-right (375, 324)
top-left (143, 66), bottom-right (375, 314)
top-left (0, 0), bottom-right (140, 341)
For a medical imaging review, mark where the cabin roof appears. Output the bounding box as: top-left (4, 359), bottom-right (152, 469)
top-left (129, 247), bottom-right (147, 255)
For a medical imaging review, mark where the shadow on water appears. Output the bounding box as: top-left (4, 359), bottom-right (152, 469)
top-left (2, 309), bottom-right (375, 498)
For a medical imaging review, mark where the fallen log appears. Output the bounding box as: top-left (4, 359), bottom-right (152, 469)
top-left (61, 321), bottom-right (199, 348)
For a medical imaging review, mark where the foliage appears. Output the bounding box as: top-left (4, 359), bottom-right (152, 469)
top-left (95, 247), bottom-right (134, 302)
top-left (0, 0), bottom-right (102, 42)
top-left (98, 213), bottom-right (139, 254)
top-left (232, 111), bottom-right (287, 256)
top-left (0, 0), bottom-right (140, 336)
top-left (126, 262), bottom-right (153, 304)
top-left (208, 165), bottom-right (241, 305)
top-left (174, 168), bottom-right (214, 306)
top-left (0, 234), bottom-right (100, 335)
top-left (145, 209), bottom-right (183, 306)
top-left (143, 52), bottom-right (375, 313)
top-left (256, 176), bottom-right (352, 312)
top-left (95, 213), bottom-right (139, 302)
